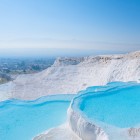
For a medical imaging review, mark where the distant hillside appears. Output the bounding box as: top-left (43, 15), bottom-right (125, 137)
top-left (0, 73), bottom-right (12, 84)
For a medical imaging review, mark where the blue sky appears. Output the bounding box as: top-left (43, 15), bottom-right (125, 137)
top-left (0, 0), bottom-right (140, 57)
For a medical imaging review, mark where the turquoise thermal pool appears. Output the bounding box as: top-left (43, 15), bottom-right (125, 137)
top-left (0, 95), bottom-right (74, 140)
top-left (76, 82), bottom-right (140, 128)
top-left (0, 82), bottom-right (140, 140)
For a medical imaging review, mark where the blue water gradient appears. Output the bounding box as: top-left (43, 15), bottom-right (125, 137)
top-left (78, 82), bottom-right (140, 128)
top-left (0, 95), bottom-right (74, 140)
top-left (1, 82), bottom-right (140, 140)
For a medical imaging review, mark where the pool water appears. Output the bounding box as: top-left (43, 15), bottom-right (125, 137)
top-left (1, 83), bottom-right (140, 140)
top-left (79, 84), bottom-right (140, 128)
top-left (0, 95), bottom-right (73, 140)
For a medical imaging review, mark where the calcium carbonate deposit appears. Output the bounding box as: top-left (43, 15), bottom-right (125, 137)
top-left (0, 51), bottom-right (140, 140)
top-left (0, 51), bottom-right (140, 101)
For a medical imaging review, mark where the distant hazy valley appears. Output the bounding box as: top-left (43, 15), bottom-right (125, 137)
top-left (0, 58), bottom-right (55, 84)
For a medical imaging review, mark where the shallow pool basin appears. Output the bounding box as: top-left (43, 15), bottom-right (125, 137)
top-left (0, 95), bottom-right (74, 140)
top-left (69, 82), bottom-right (140, 140)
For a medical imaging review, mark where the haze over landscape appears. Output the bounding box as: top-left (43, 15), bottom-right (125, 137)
top-left (0, 0), bottom-right (140, 57)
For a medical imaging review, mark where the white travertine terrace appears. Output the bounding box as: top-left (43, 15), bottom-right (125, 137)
top-left (0, 51), bottom-right (140, 101)
top-left (34, 82), bottom-right (140, 140)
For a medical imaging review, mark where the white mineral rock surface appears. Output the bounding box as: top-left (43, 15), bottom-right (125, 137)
top-left (0, 51), bottom-right (140, 101)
